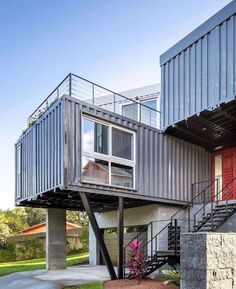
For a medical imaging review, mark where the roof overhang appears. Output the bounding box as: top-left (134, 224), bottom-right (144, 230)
top-left (164, 99), bottom-right (236, 152)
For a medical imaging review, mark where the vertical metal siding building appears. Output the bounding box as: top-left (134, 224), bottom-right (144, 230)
top-left (16, 95), bottom-right (211, 206)
top-left (16, 99), bottom-right (65, 202)
top-left (160, 1), bottom-right (236, 131)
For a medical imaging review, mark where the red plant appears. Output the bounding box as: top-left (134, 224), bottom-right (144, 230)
top-left (126, 239), bottom-right (147, 279)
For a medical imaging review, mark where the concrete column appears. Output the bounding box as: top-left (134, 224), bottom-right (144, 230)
top-left (46, 208), bottom-right (66, 270)
top-left (181, 232), bottom-right (236, 289)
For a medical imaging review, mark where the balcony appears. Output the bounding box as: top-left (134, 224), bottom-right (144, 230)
top-left (29, 73), bottom-right (160, 129)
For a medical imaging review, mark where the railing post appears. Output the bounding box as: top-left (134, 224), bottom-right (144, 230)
top-left (174, 219), bottom-right (177, 256)
top-left (151, 222), bottom-right (153, 258)
top-left (194, 214), bottom-right (196, 232)
top-left (188, 205), bottom-right (191, 232)
top-left (139, 102), bottom-right (141, 122)
top-left (203, 189), bottom-right (206, 217)
top-left (211, 199), bottom-right (214, 231)
top-left (216, 178), bottom-right (219, 204)
top-left (69, 73), bottom-right (72, 96)
top-left (191, 183), bottom-right (194, 206)
top-left (92, 84), bottom-right (95, 105)
top-left (113, 93), bottom-right (116, 113)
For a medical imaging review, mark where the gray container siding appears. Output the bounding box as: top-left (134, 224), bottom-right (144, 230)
top-left (64, 96), bottom-right (211, 202)
top-left (15, 99), bottom-right (64, 202)
top-left (160, 1), bottom-right (236, 130)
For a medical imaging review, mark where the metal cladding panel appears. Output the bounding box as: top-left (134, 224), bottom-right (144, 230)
top-left (15, 100), bottom-right (64, 202)
top-left (65, 96), bottom-right (211, 202)
top-left (161, 4), bottom-right (236, 130)
top-left (136, 127), bottom-right (211, 202)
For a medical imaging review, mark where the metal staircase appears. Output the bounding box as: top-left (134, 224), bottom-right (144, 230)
top-left (193, 203), bottom-right (236, 232)
top-left (123, 176), bottom-right (236, 278)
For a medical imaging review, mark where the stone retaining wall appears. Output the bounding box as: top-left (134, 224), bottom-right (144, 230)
top-left (181, 232), bottom-right (236, 289)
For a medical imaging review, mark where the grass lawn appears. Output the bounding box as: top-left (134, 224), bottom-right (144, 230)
top-left (64, 282), bottom-right (104, 289)
top-left (0, 252), bottom-right (89, 277)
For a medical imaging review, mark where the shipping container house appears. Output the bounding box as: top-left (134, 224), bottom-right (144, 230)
top-left (14, 1), bottom-right (236, 280)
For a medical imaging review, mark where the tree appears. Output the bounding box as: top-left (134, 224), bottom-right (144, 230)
top-left (0, 211), bottom-right (11, 238)
top-left (24, 208), bottom-right (46, 227)
top-left (66, 211), bottom-right (88, 226)
top-left (4, 208), bottom-right (28, 236)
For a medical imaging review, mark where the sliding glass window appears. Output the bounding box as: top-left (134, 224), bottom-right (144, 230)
top-left (82, 116), bottom-right (135, 188)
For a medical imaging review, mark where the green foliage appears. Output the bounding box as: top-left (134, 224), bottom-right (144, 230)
top-left (155, 264), bottom-right (181, 286)
top-left (24, 208), bottom-right (46, 227)
top-left (0, 252), bottom-right (89, 276)
top-left (0, 211), bottom-right (11, 239)
top-left (0, 239), bottom-right (45, 262)
top-left (0, 208), bottom-right (88, 239)
top-left (2, 208), bottom-right (28, 236)
top-left (67, 211), bottom-right (89, 226)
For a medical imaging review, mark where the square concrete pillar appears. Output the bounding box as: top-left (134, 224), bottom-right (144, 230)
top-left (180, 232), bottom-right (236, 289)
top-left (46, 208), bottom-right (67, 270)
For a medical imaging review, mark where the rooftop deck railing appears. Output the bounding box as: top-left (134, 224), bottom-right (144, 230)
top-left (29, 73), bottom-right (160, 128)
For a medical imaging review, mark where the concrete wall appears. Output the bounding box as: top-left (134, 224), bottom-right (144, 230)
top-left (89, 204), bottom-right (180, 265)
top-left (46, 209), bottom-right (67, 270)
top-left (181, 232), bottom-right (236, 289)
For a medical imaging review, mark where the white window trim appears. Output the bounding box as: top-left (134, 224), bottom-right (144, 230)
top-left (81, 115), bottom-right (136, 190)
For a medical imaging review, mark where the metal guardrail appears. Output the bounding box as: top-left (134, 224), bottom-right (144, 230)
top-left (29, 73), bottom-right (160, 128)
top-left (193, 176), bottom-right (236, 231)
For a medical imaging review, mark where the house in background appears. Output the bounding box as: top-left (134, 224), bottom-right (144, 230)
top-left (6, 222), bottom-right (86, 262)
top-left (15, 1), bottom-right (236, 280)
top-left (21, 222), bottom-right (82, 235)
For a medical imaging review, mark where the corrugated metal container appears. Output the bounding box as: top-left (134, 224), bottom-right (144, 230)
top-left (16, 95), bottom-right (211, 204)
top-left (160, 1), bottom-right (236, 130)
top-left (64, 96), bottom-right (211, 202)
top-left (15, 99), bottom-right (64, 201)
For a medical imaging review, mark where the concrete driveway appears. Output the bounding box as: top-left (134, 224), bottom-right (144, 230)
top-left (0, 265), bottom-right (110, 289)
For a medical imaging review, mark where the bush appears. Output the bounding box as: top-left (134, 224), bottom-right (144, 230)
top-left (126, 239), bottom-right (147, 279)
top-left (155, 264), bottom-right (181, 286)
top-left (0, 239), bottom-right (45, 262)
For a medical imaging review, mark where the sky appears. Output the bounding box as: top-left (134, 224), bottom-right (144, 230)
top-left (0, 0), bottom-right (231, 210)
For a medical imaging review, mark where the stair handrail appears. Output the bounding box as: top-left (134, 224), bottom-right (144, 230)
top-left (214, 175), bottom-right (236, 204)
top-left (141, 221), bottom-right (172, 260)
top-left (169, 179), bottom-right (216, 231)
top-left (123, 178), bottom-right (227, 274)
top-left (192, 178), bottom-right (219, 230)
top-left (193, 176), bottom-right (236, 231)
top-left (124, 222), bottom-right (152, 249)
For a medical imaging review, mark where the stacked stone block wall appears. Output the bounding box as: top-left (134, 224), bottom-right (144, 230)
top-left (181, 233), bottom-right (236, 289)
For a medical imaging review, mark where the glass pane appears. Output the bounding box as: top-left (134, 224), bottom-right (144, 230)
top-left (112, 128), bottom-right (133, 160)
top-left (140, 99), bottom-right (157, 126)
top-left (83, 118), bottom-right (108, 154)
top-left (111, 163), bottom-right (133, 188)
top-left (122, 103), bottom-right (138, 121)
top-left (82, 156), bottom-right (109, 184)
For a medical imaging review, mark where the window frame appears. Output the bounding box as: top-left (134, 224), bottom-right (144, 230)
top-left (81, 115), bottom-right (136, 189)
top-left (121, 96), bottom-right (158, 127)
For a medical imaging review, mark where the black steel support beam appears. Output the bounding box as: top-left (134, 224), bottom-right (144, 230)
top-left (79, 192), bottom-right (117, 280)
top-left (117, 197), bottom-right (124, 279)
